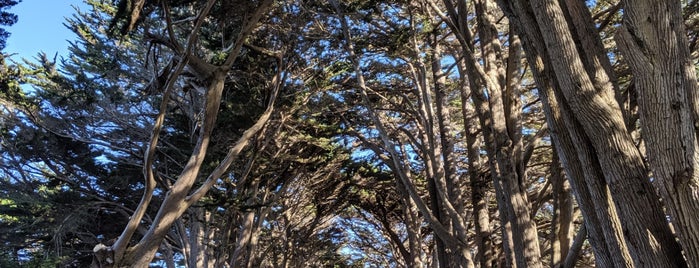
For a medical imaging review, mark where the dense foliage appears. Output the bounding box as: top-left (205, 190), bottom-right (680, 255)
top-left (1, 0), bottom-right (698, 267)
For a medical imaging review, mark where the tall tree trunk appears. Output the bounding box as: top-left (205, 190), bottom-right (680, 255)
top-left (438, 0), bottom-right (542, 265)
top-left (617, 0), bottom-right (699, 266)
top-left (495, 0), bottom-right (686, 266)
top-left (530, 38), bottom-right (632, 267)
top-left (457, 53), bottom-right (517, 267)
top-left (493, 2), bottom-right (632, 266)
top-left (550, 151), bottom-right (574, 267)
top-left (461, 78), bottom-right (497, 268)
top-left (476, 1), bottom-right (543, 266)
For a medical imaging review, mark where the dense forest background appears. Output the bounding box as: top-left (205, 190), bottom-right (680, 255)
top-left (1, 0), bottom-right (699, 267)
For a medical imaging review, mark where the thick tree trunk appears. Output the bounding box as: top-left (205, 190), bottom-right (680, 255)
top-left (617, 0), bottom-right (699, 266)
top-left (529, 1), bottom-right (685, 266)
top-left (494, 2), bottom-right (633, 264)
top-left (495, 0), bottom-right (686, 266)
top-left (543, 77), bottom-right (632, 267)
top-left (440, 0), bottom-right (542, 265)
top-left (476, 1), bottom-right (542, 266)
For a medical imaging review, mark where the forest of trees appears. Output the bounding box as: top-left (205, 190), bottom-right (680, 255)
top-left (1, 0), bottom-right (698, 267)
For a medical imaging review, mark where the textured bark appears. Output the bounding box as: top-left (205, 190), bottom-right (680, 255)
top-left (439, 0), bottom-right (542, 265)
top-left (616, 0), bottom-right (699, 266)
top-left (419, 51), bottom-right (452, 267)
top-left (476, 1), bottom-right (542, 266)
top-left (456, 42), bottom-right (517, 268)
top-left (492, 0), bottom-right (639, 267)
top-left (508, 22), bottom-right (623, 268)
top-left (186, 208), bottom-right (211, 268)
top-left (231, 208), bottom-right (256, 267)
top-left (429, 30), bottom-right (475, 268)
top-left (529, 0), bottom-right (685, 266)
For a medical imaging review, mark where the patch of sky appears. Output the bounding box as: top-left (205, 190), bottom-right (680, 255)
top-left (585, 0), bottom-right (596, 8)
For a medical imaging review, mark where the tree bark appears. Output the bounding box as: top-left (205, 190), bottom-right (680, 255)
top-left (529, 1), bottom-right (685, 266)
top-left (550, 151), bottom-right (574, 267)
top-left (495, 0), bottom-right (686, 266)
top-left (102, 1), bottom-right (275, 266)
top-left (617, 0), bottom-right (699, 266)
top-left (499, 9), bottom-right (629, 267)
top-left (438, 0), bottom-right (542, 265)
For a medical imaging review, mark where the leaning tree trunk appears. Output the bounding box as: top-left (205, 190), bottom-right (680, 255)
top-left (527, 0), bottom-right (685, 266)
top-left (93, 2), bottom-right (277, 266)
top-left (494, 0), bottom-right (686, 267)
top-left (550, 151), bottom-right (575, 267)
top-left (616, 0), bottom-right (699, 266)
top-left (493, 1), bottom-right (632, 266)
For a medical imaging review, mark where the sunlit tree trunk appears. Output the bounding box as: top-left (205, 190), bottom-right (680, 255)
top-left (460, 71), bottom-right (497, 268)
top-left (403, 190), bottom-right (425, 268)
top-left (531, 44), bottom-right (631, 267)
top-left (495, 4), bottom-right (633, 264)
top-left (617, 0), bottom-right (699, 266)
top-left (446, 0), bottom-right (544, 266)
top-left (495, 0), bottom-right (686, 266)
top-left (97, 1), bottom-right (276, 265)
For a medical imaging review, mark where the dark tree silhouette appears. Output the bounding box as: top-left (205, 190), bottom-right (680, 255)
top-left (0, 0), bottom-right (18, 50)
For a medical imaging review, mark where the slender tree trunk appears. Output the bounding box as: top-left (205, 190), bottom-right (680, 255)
top-left (123, 70), bottom-right (228, 267)
top-left (400, 181), bottom-right (425, 268)
top-left (550, 152), bottom-right (574, 267)
top-left (440, 0), bottom-right (542, 265)
top-left (617, 1), bottom-right (699, 266)
top-left (461, 78), bottom-right (497, 268)
top-left (102, 1), bottom-right (274, 266)
top-left (187, 207), bottom-right (206, 268)
top-left (332, 2), bottom-right (472, 264)
top-left (428, 29), bottom-right (476, 268)
top-left (476, 1), bottom-right (542, 266)
top-left (563, 225), bottom-right (586, 268)
top-left (457, 54), bottom-right (516, 267)
top-left (414, 47), bottom-right (452, 266)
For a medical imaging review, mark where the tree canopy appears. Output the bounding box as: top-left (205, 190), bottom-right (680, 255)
top-left (1, 0), bottom-right (699, 267)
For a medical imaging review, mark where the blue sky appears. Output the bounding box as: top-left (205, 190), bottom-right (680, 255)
top-left (5, 0), bottom-right (87, 61)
